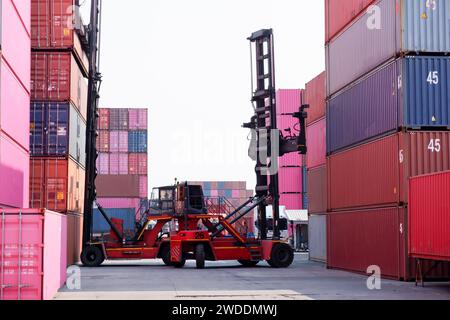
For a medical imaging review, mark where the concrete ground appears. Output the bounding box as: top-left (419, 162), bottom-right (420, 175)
top-left (55, 253), bottom-right (450, 300)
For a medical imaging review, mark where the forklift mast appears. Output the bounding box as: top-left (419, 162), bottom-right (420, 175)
top-left (244, 29), bottom-right (308, 241)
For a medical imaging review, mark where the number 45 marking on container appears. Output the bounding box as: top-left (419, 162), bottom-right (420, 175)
top-left (427, 71), bottom-right (439, 85)
top-left (428, 139), bottom-right (441, 153)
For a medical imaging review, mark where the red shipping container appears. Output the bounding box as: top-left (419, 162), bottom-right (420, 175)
top-left (98, 108), bottom-right (109, 130)
top-left (29, 157), bottom-right (85, 213)
top-left (128, 109), bottom-right (148, 130)
top-left (128, 153), bottom-right (148, 175)
top-left (409, 171), bottom-right (450, 262)
top-left (306, 118), bottom-right (326, 169)
top-left (307, 165), bottom-right (327, 214)
top-left (109, 153), bottom-right (128, 175)
top-left (96, 175), bottom-right (140, 198)
top-left (97, 131), bottom-right (109, 152)
top-left (325, 0), bottom-right (376, 43)
top-left (304, 72), bottom-right (326, 125)
top-left (31, 0), bottom-right (89, 75)
top-left (31, 51), bottom-right (88, 119)
top-left (328, 132), bottom-right (450, 211)
top-left (0, 209), bottom-right (67, 300)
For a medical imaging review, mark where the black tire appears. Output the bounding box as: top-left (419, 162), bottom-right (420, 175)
top-left (195, 244), bottom-right (206, 269)
top-left (173, 258), bottom-right (186, 268)
top-left (267, 243), bottom-right (294, 268)
top-left (238, 260), bottom-right (259, 267)
top-left (160, 245), bottom-right (172, 266)
top-left (80, 245), bottom-right (104, 267)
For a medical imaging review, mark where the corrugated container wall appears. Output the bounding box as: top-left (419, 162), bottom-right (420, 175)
top-left (307, 165), bottom-right (327, 214)
top-left (409, 171), bottom-right (450, 262)
top-left (128, 131), bottom-right (148, 153)
top-left (327, 132), bottom-right (450, 211)
top-left (307, 118), bottom-right (326, 169)
top-left (304, 72), bottom-right (326, 124)
top-left (66, 213), bottom-right (83, 266)
top-left (278, 167), bottom-right (303, 194)
top-left (96, 175), bottom-right (140, 198)
top-left (93, 208), bottom-right (135, 233)
top-left (327, 56), bottom-right (450, 154)
top-left (109, 108), bottom-right (129, 130)
top-left (128, 109), bottom-right (148, 130)
top-left (326, 0), bottom-right (450, 96)
top-left (280, 193), bottom-right (302, 210)
top-left (276, 89), bottom-right (303, 115)
top-left (309, 214), bottom-right (327, 262)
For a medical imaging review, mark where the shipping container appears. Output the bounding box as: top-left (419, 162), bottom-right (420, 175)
top-left (128, 131), bottom-right (148, 153)
top-left (128, 153), bottom-right (148, 175)
top-left (327, 207), bottom-right (450, 280)
top-left (409, 171), bottom-right (450, 262)
top-left (109, 131), bottom-right (128, 153)
top-left (96, 175), bottom-right (140, 198)
top-left (29, 157), bottom-right (85, 213)
top-left (31, 0), bottom-right (89, 75)
top-left (31, 51), bottom-right (88, 119)
top-left (328, 56), bottom-right (450, 154)
top-left (326, 0), bottom-right (450, 96)
top-left (0, 58), bottom-right (31, 150)
top-left (328, 132), bottom-right (450, 211)
top-left (139, 175), bottom-right (148, 198)
top-left (98, 108), bottom-right (109, 130)
top-left (128, 109), bottom-right (148, 130)
top-left (92, 208), bottom-right (135, 234)
top-left (109, 153), bottom-right (128, 175)
top-left (307, 165), bottom-right (327, 214)
top-left (279, 166), bottom-right (303, 194)
top-left (96, 198), bottom-right (141, 210)
top-left (276, 89), bottom-right (303, 115)
top-left (109, 108), bottom-right (129, 130)
top-left (0, 0), bottom-right (31, 91)
top-left (96, 153), bottom-right (109, 175)
top-left (30, 101), bottom-right (86, 167)
top-left (0, 209), bottom-right (67, 300)
top-left (280, 193), bottom-right (302, 210)
top-left (0, 132), bottom-right (30, 208)
top-left (97, 131), bottom-right (109, 152)
top-left (307, 118), bottom-right (326, 169)
top-left (309, 214), bottom-right (327, 263)
top-left (305, 72), bottom-right (326, 125)
top-left (325, 0), bottom-right (376, 43)
top-left (66, 212), bottom-right (82, 266)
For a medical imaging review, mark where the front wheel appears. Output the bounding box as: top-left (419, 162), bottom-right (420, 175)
top-left (160, 245), bottom-right (172, 266)
top-left (267, 243), bottom-right (294, 268)
top-left (238, 260), bottom-right (259, 267)
top-left (80, 245), bottom-right (104, 267)
top-left (195, 244), bottom-right (206, 269)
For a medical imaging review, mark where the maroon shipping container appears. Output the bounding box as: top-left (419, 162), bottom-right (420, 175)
top-left (31, 0), bottom-right (89, 75)
top-left (308, 165), bottom-right (327, 214)
top-left (328, 132), bottom-right (450, 211)
top-left (304, 72), bottom-right (326, 125)
top-left (128, 153), bottom-right (148, 175)
top-left (327, 207), bottom-right (450, 280)
top-left (96, 175), bottom-right (140, 198)
top-left (109, 109), bottom-right (129, 130)
top-left (306, 118), bottom-right (326, 169)
top-left (325, 0), bottom-right (376, 43)
top-left (409, 171), bottom-right (450, 262)
top-left (31, 51), bottom-right (88, 119)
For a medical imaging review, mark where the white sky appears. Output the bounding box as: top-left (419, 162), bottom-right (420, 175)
top-left (82, 0), bottom-right (325, 190)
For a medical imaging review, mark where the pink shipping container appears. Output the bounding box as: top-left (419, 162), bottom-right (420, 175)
top-left (128, 109), bottom-right (148, 130)
top-left (0, 0), bottom-right (31, 92)
top-left (306, 118), bottom-right (326, 169)
top-left (276, 89), bottom-right (303, 115)
top-left (278, 167), bottom-right (302, 194)
top-left (11, 0), bottom-right (31, 33)
top-left (96, 153), bottom-right (109, 175)
top-left (139, 176), bottom-right (148, 198)
top-left (0, 57), bottom-right (31, 150)
top-left (280, 193), bottom-right (302, 210)
top-left (109, 153), bottom-right (128, 175)
top-left (0, 209), bottom-right (67, 300)
top-left (96, 198), bottom-right (141, 210)
top-left (109, 131), bottom-right (128, 153)
top-left (0, 132), bottom-right (29, 208)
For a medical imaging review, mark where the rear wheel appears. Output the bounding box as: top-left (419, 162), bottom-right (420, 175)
top-left (80, 245), bottom-right (104, 267)
top-left (267, 243), bottom-right (294, 268)
top-left (195, 244), bottom-right (206, 269)
top-left (238, 260), bottom-right (259, 267)
top-left (160, 245), bottom-right (172, 266)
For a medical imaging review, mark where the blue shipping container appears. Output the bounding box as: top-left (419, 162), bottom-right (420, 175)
top-left (93, 208), bottom-right (136, 233)
top-left (128, 131), bottom-right (148, 153)
top-left (327, 56), bottom-right (450, 154)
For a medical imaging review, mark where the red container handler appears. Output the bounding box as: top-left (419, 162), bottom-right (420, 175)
top-left (328, 131), bottom-right (450, 212)
top-left (409, 171), bottom-right (450, 262)
top-left (304, 72), bottom-right (326, 125)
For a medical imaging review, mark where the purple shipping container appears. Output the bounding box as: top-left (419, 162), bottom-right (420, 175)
top-left (128, 109), bottom-right (148, 130)
top-left (109, 131), bottom-right (128, 153)
top-left (109, 153), bottom-right (128, 175)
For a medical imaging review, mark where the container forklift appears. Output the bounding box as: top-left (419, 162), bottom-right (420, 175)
top-left (80, 0), bottom-right (308, 269)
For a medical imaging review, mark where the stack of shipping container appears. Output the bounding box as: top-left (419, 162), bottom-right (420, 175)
top-left (276, 89), bottom-right (305, 210)
top-left (29, 0), bottom-right (89, 266)
top-left (304, 72), bottom-right (327, 263)
top-left (95, 108), bottom-right (149, 234)
top-left (325, 0), bottom-right (450, 280)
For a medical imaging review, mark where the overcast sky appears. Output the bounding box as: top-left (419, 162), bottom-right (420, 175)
top-left (82, 0), bottom-right (325, 191)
